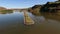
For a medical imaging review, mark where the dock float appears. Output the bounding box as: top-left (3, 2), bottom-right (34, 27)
top-left (24, 11), bottom-right (34, 25)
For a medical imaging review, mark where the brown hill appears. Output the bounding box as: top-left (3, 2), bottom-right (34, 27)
top-left (0, 7), bottom-right (6, 10)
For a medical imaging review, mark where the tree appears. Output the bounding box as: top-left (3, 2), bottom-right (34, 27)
top-left (58, 0), bottom-right (60, 1)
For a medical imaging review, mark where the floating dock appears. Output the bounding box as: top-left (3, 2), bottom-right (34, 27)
top-left (24, 11), bottom-right (34, 25)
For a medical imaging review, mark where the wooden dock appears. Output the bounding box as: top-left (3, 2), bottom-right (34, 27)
top-left (24, 11), bottom-right (34, 25)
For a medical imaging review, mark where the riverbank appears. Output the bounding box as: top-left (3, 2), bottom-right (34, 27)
top-left (0, 10), bottom-right (13, 14)
top-left (28, 0), bottom-right (60, 15)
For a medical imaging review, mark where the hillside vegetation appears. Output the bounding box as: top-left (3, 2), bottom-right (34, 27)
top-left (28, 0), bottom-right (60, 15)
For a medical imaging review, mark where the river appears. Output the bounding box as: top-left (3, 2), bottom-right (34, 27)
top-left (0, 11), bottom-right (60, 34)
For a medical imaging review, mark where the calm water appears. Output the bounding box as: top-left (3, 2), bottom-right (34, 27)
top-left (0, 11), bottom-right (60, 34)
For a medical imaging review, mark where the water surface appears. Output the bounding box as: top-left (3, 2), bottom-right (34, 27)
top-left (0, 11), bottom-right (60, 34)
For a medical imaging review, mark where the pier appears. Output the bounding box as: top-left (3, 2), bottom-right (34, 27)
top-left (24, 11), bottom-right (34, 25)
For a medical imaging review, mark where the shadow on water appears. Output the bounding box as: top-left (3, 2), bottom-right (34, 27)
top-left (24, 12), bottom-right (60, 34)
top-left (40, 12), bottom-right (60, 21)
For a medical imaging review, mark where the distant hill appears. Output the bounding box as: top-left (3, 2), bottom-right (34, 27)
top-left (28, 5), bottom-right (42, 15)
top-left (40, 0), bottom-right (60, 13)
top-left (28, 0), bottom-right (60, 15)
top-left (0, 7), bottom-right (6, 10)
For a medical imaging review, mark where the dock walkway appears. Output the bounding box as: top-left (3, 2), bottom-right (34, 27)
top-left (24, 11), bottom-right (34, 25)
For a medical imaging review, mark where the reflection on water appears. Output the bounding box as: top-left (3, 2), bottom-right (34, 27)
top-left (0, 11), bottom-right (13, 14)
top-left (0, 11), bottom-right (24, 34)
top-left (30, 12), bottom-right (60, 24)
top-left (0, 11), bottom-right (60, 34)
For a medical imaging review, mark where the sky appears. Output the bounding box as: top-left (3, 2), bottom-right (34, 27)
top-left (0, 0), bottom-right (57, 9)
